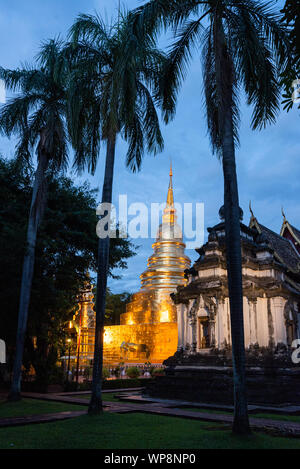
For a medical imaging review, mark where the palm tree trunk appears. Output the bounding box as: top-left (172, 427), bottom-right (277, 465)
top-left (89, 135), bottom-right (116, 415)
top-left (9, 150), bottom-right (48, 401)
top-left (213, 18), bottom-right (250, 434)
top-left (222, 108), bottom-right (250, 435)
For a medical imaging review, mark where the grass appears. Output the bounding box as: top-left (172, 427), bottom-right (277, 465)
top-left (0, 398), bottom-right (86, 419)
top-left (1, 397), bottom-right (300, 449)
top-left (76, 392), bottom-right (148, 404)
top-left (251, 413), bottom-right (300, 423)
top-left (1, 412), bottom-right (300, 449)
top-left (76, 393), bottom-right (119, 402)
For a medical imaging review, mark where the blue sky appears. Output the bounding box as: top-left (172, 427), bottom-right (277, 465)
top-left (0, 0), bottom-right (299, 293)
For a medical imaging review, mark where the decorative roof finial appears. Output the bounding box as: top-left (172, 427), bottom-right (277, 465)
top-left (282, 207), bottom-right (287, 222)
top-left (249, 201), bottom-right (255, 219)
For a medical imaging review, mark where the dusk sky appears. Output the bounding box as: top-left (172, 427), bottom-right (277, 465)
top-left (0, 0), bottom-right (299, 293)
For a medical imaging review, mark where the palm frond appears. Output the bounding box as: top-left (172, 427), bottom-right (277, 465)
top-left (137, 81), bottom-right (164, 155)
top-left (225, 4), bottom-right (283, 129)
top-left (69, 13), bottom-right (113, 46)
top-left (0, 38), bottom-right (71, 172)
top-left (124, 109), bottom-right (144, 172)
top-left (160, 16), bottom-right (206, 123)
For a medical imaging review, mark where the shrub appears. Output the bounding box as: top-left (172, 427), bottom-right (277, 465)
top-left (126, 367), bottom-right (141, 379)
top-left (152, 368), bottom-right (165, 377)
top-left (102, 367), bottom-right (110, 380)
top-left (63, 381), bottom-right (91, 392)
top-left (83, 367), bottom-right (92, 380)
top-left (102, 378), bottom-right (153, 389)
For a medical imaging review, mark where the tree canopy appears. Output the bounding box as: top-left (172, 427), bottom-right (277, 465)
top-left (0, 156), bottom-right (136, 385)
top-left (104, 289), bottom-right (132, 326)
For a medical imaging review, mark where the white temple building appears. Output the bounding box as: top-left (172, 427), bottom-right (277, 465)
top-left (172, 207), bottom-right (300, 354)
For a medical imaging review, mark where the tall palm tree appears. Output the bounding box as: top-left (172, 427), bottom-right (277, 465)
top-left (68, 13), bottom-right (164, 414)
top-left (132, 0), bottom-right (289, 434)
top-left (0, 39), bottom-right (74, 400)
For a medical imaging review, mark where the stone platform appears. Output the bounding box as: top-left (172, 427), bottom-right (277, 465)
top-left (146, 365), bottom-right (300, 406)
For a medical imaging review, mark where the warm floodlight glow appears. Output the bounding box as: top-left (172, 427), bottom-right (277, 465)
top-left (160, 310), bottom-right (169, 323)
top-left (127, 315), bottom-right (134, 325)
top-left (104, 329), bottom-right (112, 344)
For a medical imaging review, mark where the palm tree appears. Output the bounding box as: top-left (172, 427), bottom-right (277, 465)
top-left (132, 0), bottom-right (289, 434)
top-left (68, 13), bottom-right (164, 414)
top-left (0, 39), bottom-right (74, 400)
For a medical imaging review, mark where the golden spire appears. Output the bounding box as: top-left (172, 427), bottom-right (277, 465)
top-left (163, 162), bottom-right (176, 224)
top-left (166, 162), bottom-right (174, 207)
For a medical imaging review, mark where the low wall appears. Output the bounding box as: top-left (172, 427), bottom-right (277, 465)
top-left (146, 366), bottom-right (300, 405)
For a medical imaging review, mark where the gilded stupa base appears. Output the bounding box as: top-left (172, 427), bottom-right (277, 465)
top-left (102, 288), bottom-right (179, 364)
top-left (103, 322), bottom-right (178, 365)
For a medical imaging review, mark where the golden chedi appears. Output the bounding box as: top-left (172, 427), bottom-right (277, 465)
top-left (103, 165), bottom-right (191, 364)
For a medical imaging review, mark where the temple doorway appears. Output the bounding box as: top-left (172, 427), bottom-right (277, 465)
top-left (198, 318), bottom-right (210, 350)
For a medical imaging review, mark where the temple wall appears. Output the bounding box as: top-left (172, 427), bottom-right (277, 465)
top-left (243, 297), bottom-right (251, 346)
top-left (254, 297), bottom-right (268, 346)
top-left (242, 296), bottom-right (270, 347)
top-left (214, 303), bottom-right (221, 348)
top-left (272, 297), bottom-right (288, 345)
top-left (122, 290), bottom-right (178, 326)
top-left (177, 294), bottom-right (291, 352)
top-left (225, 298), bottom-right (232, 345)
top-left (103, 323), bottom-right (178, 364)
top-left (176, 304), bottom-right (185, 351)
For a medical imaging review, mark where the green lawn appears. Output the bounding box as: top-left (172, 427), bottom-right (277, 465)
top-left (1, 412), bottom-right (300, 449)
top-left (76, 393), bottom-right (148, 404)
top-left (77, 393), bottom-right (119, 402)
top-left (0, 398), bottom-right (86, 418)
top-left (251, 413), bottom-right (300, 423)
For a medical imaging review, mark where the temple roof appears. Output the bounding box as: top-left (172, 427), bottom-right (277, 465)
top-left (291, 224), bottom-right (300, 241)
top-left (280, 218), bottom-right (300, 244)
top-left (250, 217), bottom-right (300, 273)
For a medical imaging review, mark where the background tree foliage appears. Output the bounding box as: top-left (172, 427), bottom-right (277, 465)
top-left (0, 156), bottom-right (136, 386)
top-left (104, 289), bottom-right (132, 325)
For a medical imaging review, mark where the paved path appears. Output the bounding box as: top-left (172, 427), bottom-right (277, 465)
top-left (1, 391), bottom-right (300, 438)
top-left (117, 393), bottom-right (300, 415)
top-left (0, 410), bottom-right (86, 428)
top-left (59, 387), bottom-right (144, 396)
